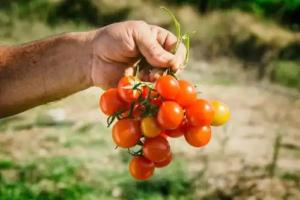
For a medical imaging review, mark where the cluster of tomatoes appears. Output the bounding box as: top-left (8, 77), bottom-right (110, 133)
top-left (99, 74), bottom-right (230, 180)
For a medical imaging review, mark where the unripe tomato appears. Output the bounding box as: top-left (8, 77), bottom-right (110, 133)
top-left (141, 117), bottom-right (162, 138)
top-left (176, 80), bottom-right (197, 107)
top-left (129, 156), bottom-right (154, 180)
top-left (112, 119), bottom-right (141, 148)
top-left (186, 99), bottom-right (214, 126)
top-left (211, 100), bottom-right (230, 126)
top-left (99, 88), bottom-right (127, 115)
top-left (118, 76), bottom-right (141, 103)
top-left (157, 101), bottom-right (184, 130)
top-left (155, 75), bottom-right (179, 100)
top-left (143, 136), bottom-right (171, 162)
top-left (184, 126), bottom-right (211, 147)
top-left (154, 153), bottom-right (172, 168)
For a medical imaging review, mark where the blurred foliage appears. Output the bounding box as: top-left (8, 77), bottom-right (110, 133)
top-left (0, 156), bottom-right (193, 200)
top-left (271, 60), bottom-right (300, 89)
top-left (0, 0), bottom-right (130, 26)
top-left (166, 0), bottom-right (300, 30)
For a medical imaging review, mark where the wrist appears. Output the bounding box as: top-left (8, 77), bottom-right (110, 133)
top-left (65, 31), bottom-right (95, 88)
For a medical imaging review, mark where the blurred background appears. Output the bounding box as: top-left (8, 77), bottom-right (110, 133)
top-left (0, 0), bottom-right (300, 199)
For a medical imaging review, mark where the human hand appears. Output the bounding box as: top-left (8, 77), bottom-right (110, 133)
top-left (88, 20), bottom-right (186, 89)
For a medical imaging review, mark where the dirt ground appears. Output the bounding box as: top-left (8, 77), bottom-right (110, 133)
top-left (0, 58), bottom-right (300, 199)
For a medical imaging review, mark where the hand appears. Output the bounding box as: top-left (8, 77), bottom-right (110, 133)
top-left (89, 20), bottom-right (186, 89)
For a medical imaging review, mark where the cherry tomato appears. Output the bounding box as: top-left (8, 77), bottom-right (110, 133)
top-left (157, 101), bottom-right (184, 130)
top-left (184, 126), bottom-right (211, 147)
top-left (121, 103), bottom-right (144, 119)
top-left (118, 76), bottom-right (141, 103)
top-left (165, 129), bottom-right (183, 138)
top-left (186, 99), bottom-right (214, 126)
top-left (143, 136), bottom-right (171, 162)
top-left (164, 117), bottom-right (189, 138)
top-left (129, 156), bottom-right (154, 180)
top-left (141, 117), bottom-right (162, 138)
top-left (159, 131), bottom-right (169, 139)
top-left (176, 80), bottom-right (197, 107)
top-left (211, 100), bottom-right (230, 126)
top-left (99, 88), bottom-right (127, 115)
top-left (142, 86), bottom-right (162, 106)
top-left (154, 153), bottom-right (172, 168)
top-left (155, 75), bottom-right (179, 100)
top-left (112, 119), bottom-right (141, 148)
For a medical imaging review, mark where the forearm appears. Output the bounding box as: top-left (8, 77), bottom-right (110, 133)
top-left (0, 32), bottom-right (93, 118)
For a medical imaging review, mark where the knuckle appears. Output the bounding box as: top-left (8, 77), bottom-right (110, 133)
top-left (128, 20), bottom-right (147, 29)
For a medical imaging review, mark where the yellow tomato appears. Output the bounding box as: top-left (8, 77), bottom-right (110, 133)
top-left (211, 100), bottom-right (230, 126)
top-left (141, 117), bottom-right (162, 138)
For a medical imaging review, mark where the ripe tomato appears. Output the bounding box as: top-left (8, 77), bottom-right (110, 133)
top-left (121, 103), bottom-right (144, 119)
top-left (211, 100), bottom-right (230, 126)
top-left (99, 88), bottom-right (127, 115)
top-left (118, 76), bottom-right (141, 103)
top-left (154, 153), bottom-right (172, 168)
top-left (129, 156), bottom-right (154, 180)
top-left (141, 117), bottom-right (162, 138)
top-left (112, 119), bottom-right (141, 148)
top-left (184, 126), bottom-right (211, 147)
top-left (165, 129), bottom-right (183, 138)
top-left (164, 117), bottom-right (189, 138)
top-left (143, 136), bottom-right (171, 162)
top-left (142, 86), bottom-right (162, 106)
top-left (155, 75), bottom-right (179, 100)
top-left (176, 80), bottom-right (197, 107)
top-left (186, 99), bottom-right (214, 126)
top-left (157, 101), bottom-right (184, 130)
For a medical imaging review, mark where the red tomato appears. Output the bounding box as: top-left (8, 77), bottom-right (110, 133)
top-left (121, 103), bottom-right (144, 119)
top-left (155, 75), bottom-right (179, 100)
top-left (154, 153), bottom-right (172, 168)
top-left (157, 101), bottom-right (184, 130)
top-left (129, 156), bottom-right (154, 180)
top-left (176, 80), bottom-right (197, 107)
top-left (186, 99), bottom-right (214, 126)
top-left (143, 136), bottom-right (171, 162)
top-left (99, 88), bottom-right (127, 115)
top-left (164, 117), bottom-right (189, 138)
top-left (112, 119), bottom-right (141, 148)
top-left (118, 76), bottom-right (141, 103)
top-left (184, 126), bottom-right (211, 147)
top-left (150, 96), bottom-right (163, 106)
top-left (142, 86), bottom-right (162, 106)
top-left (165, 129), bottom-right (183, 138)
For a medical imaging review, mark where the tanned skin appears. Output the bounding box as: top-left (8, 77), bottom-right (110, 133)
top-left (0, 21), bottom-right (185, 118)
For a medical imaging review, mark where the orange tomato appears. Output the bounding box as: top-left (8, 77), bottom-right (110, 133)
top-left (129, 156), bottom-right (155, 180)
top-left (184, 126), bottom-right (211, 147)
top-left (186, 99), bottom-right (214, 126)
top-left (118, 76), bottom-right (141, 103)
top-left (112, 119), bottom-right (141, 148)
top-left (157, 101), bottom-right (184, 130)
top-left (99, 88), bottom-right (127, 115)
top-left (155, 75), bottom-right (179, 100)
top-left (176, 80), bottom-right (197, 107)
